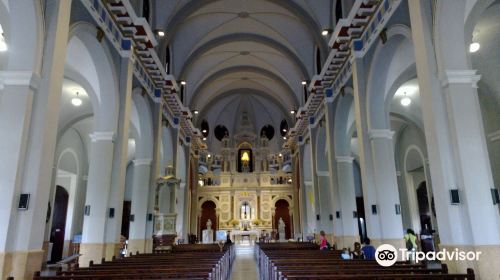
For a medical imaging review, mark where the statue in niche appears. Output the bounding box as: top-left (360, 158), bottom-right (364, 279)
top-left (206, 219), bottom-right (212, 230)
top-left (222, 130), bottom-right (230, 147)
top-left (260, 130), bottom-right (268, 147)
top-left (278, 217), bottom-right (286, 242)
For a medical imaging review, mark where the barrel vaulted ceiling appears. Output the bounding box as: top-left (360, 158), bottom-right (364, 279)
top-left (151, 0), bottom-right (333, 150)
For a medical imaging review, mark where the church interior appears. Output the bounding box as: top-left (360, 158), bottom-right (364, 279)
top-left (0, 0), bottom-right (499, 279)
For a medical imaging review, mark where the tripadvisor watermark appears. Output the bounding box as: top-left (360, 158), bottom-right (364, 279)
top-left (375, 244), bottom-right (482, 267)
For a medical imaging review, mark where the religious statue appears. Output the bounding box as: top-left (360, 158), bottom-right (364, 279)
top-left (202, 219), bottom-right (214, 244)
top-left (278, 217), bottom-right (286, 242)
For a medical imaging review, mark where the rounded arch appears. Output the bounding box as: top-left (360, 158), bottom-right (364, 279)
top-left (197, 197), bottom-right (220, 212)
top-left (366, 24), bottom-right (416, 130)
top-left (159, 0), bottom-right (328, 62)
top-left (131, 90), bottom-right (154, 159)
top-left (66, 22), bottom-right (119, 132)
top-left (4, 1), bottom-right (44, 73)
top-left (178, 33), bottom-right (310, 79)
top-left (189, 66), bottom-right (299, 109)
top-left (57, 148), bottom-right (80, 176)
top-left (271, 195), bottom-right (293, 210)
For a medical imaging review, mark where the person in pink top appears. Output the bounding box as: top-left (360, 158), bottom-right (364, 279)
top-left (319, 230), bottom-right (329, 250)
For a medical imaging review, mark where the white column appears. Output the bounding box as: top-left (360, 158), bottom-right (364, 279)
top-left (335, 156), bottom-right (360, 243)
top-left (104, 56), bottom-right (134, 256)
top-left (324, 98), bottom-right (344, 240)
top-left (79, 132), bottom-right (115, 266)
top-left (351, 56), bottom-right (383, 242)
top-left (128, 159), bottom-right (151, 253)
top-left (307, 125), bottom-right (321, 233)
top-left (368, 129), bottom-right (403, 240)
top-left (0, 74), bottom-right (39, 253)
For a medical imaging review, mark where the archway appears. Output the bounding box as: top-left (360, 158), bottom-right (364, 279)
top-left (199, 200), bottom-right (217, 241)
top-left (274, 199), bottom-right (291, 240)
top-left (416, 181), bottom-right (432, 231)
top-left (49, 186), bottom-right (69, 263)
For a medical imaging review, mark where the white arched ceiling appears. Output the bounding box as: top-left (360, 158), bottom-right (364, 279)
top-left (57, 79), bottom-right (92, 133)
top-left (153, 0), bottom-right (331, 153)
top-left (131, 91), bottom-right (154, 159)
top-left (65, 23), bottom-right (119, 133)
top-left (366, 25), bottom-right (416, 130)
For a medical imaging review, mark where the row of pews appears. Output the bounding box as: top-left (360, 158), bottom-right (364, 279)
top-left (33, 244), bottom-right (235, 280)
top-left (256, 242), bottom-right (475, 280)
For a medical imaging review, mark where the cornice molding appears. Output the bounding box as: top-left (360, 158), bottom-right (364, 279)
top-left (368, 129), bottom-right (394, 140)
top-left (441, 70), bottom-right (481, 88)
top-left (336, 156), bottom-right (354, 163)
top-left (488, 130), bottom-right (500, 142)
top-left (133, 158), bottom-right (152, 166)
top-left (0, 71), bottom-right (41, 90)
top-left (89, 131), bottom-right (115, 142)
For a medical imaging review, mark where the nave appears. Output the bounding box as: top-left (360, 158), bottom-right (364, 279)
top-left (0, 0), bottom-right (499, 280)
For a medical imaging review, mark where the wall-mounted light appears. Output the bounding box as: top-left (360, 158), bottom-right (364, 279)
top-left (155, 29), bottom-right (165, 37)
top-left (207, 154), bottom-right (211, 158)
top-left (321, 29), bottom-right (332, 36)
top-left (71, 92), bottom-right (82, 107)
top-left (278, 153), bottom-right (283, 157)
top-left (282, 129), bottom-right (287, 133)
top-left (180, 80), bottom-right (186, 85)
top-left (202, 129), bottom-right (207, 133)
top-left (400, 92), bottom-right (411, 107)
top-left (193, 110), bottom-right (199, 115)
top-left (290, 109), bottom-right (296, 115)
top-left (203, 137), bottom-right (207, 141)
top-left (283, 136), bottom-right (287, 140)
top-left (301, 81), bottom-right (307, 86)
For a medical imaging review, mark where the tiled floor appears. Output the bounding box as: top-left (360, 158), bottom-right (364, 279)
top-left (230, 242), bottom-right (259, 280)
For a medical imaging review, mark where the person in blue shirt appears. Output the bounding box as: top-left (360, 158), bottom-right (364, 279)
top-left (361, 238), bottom-right (376, 260)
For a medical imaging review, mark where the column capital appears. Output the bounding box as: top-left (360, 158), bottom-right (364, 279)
top-left (133, 158), bottom-right (152, 166)
top-left (336, 156), bottom-right (354, 163)
top-left (0, 71), bottom-right (41, 90)
top-left (368, 129), bottom-right (394, 140)
top-left (441, 70), bottom-right (481, 88)
top-left (89, 131), bottom-right (115, 142)
top-left (488, 130), bottom-right (500, 142)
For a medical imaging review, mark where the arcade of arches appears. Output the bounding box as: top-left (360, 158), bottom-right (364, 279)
top-left (0, 0), bottom-right (499, 279)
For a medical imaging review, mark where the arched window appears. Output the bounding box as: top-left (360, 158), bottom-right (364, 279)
top-left (260, 124), bottom-right (275, 140)
top-left (280, 119), bottom-right (289, 137)
top-left (165, 45), bottom-right (171, 74)
top-left (335, 0), bottom-right (343, 23)
top-left (142, 0), bottom-right (150, 23)
top-left (316, 47), bottom-right (322, 74)
top-left (201, 120), bottom-right (210, 138)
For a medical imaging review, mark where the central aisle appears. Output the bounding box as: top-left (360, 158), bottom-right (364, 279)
top-left (230, 242), bottom-right (259, 280)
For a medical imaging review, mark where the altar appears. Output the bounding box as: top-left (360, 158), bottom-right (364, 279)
top-left (230, 230), bottom-right (260, 243)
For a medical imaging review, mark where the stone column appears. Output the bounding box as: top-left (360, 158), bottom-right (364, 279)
top-left (103, 56), bottom-right (134, 261)
top-left (324, 96), bottom-right (348, 246)
top-left (409, 2), bottom-right (500, 278)
top-left (307, 123), bottom-right (321, 233)
top-left (128, 159), bottom-right (152, 254)
top-left (335, 156), bottom-right (360, 249)
top-left (0, 1), bottom-right (71, 278)
top-left (145, 102), bottom-right (163, 253)
top-left (79, 132), bottom-right (115, 267)
top-left (368, 129), bottom-right (404, 245)
top-left (181, 144), bottom-right (192, 240)
top-left (351, 55), bottom-right (385, 246)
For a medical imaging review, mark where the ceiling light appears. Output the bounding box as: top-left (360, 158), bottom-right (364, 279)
top-left (321, 29), bottom-right (331, 36)
top-left (202, 129), bottom-right (207, 133)
top-left (180, 80), bottom-right (186, 85)
top-left (207, 154), bottom-right (211, 158)
top-left (282, 129), bottom-right (287, 133)
top-left (279, 153), bottom-right (283, 157)
top-left (283, 136), bottom-right (287, 140)
top-left (194, 110), bottom-right (199, 115)
top-left (290, 110), bottom-right (295, 115)
top-left (469, 42), bottom-right (480, 53)
top-left (0, 34), bottom-right (7, 52)
top-left (71, 92), bottom-right (82, 107)
top-left (400, 92), bottom-right (411, 106)
top-left (203, 137), bottom-right (207, 141)
top-left (301, 81), bottom-right (307, 85)
top-left (157, 30), bottom-right (165, 37)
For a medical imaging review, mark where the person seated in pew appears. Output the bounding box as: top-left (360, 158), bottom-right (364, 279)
top-left (341, 248), bottom-right (351, 259)
top-left (318, 230), bottom-right (331, 250)
top-left (351, 242), bottom-right (365, 259)
top-left (361, 238), bottom-right (376, 260)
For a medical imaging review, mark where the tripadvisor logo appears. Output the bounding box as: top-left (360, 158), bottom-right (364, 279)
top-left (375, 244), bottom-right (398, 267)
top-left (375, 244), bottom-right (482, 267)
